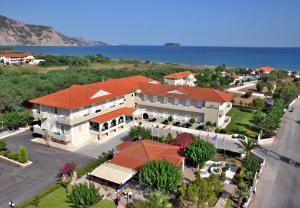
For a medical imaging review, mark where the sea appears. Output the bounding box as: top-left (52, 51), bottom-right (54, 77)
top-left (8, 46), bottom-right (300, 71)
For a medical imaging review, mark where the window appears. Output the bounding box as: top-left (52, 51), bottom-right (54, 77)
top-left (153, 96), bottom-right (158, 103)
top-left (196, 101), bottom-right (203, 108)
top-left (54, 107), bottom-right (58, 114)
top-left (186, 99), bottom-right (191, 106)
top-left (164, 97), bottom-right (168, 104)
top-left (143, 94), bottom-right (148, 101)
top-left (175, 98), bottom-right (179, 105)
top-left (131, 93), bottom-right (134, 97)
top-left (95, 109), bottom-right (101, 113)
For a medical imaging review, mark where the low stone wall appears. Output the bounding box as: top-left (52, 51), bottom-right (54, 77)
top-left (258, 137), bottom-right (275, 145)
top-left (0, 155), bottom-right (32, 167)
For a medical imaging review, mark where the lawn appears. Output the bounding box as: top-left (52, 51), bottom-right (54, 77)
top-left (25, 187), bottom-right (116, 208)
top-left (225, 106), bottom-right (261, 138)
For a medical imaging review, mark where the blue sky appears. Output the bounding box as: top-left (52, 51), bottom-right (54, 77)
top-left (1, 0), bottom-right (300, 47)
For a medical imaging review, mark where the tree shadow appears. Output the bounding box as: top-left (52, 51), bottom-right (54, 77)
top-left (259, 148), bottom-right (300, 169)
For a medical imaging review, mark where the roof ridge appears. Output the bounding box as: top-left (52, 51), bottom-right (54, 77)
top-left (211, 88), bottom-right (227, 102)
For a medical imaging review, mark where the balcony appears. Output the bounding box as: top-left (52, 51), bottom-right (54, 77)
top-left (135, 97), bottom-right (205, 113)
top-left (33, 125), bottom-right (45, 135)
top-left (219, 103), bottom-right (232, 115)
top-left (57, 112), bottom-right (102, 125)
top-left (32, 109), bottom-right (48, 119)
top-left (48, 131), bottom-right (71, 142)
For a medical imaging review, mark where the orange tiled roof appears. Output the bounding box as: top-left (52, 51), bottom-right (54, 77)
top-left (163, 71), bottom-right (196, 79)
top-left (31, 75), bottom-right (157, 110)
top-left (139, 83), bottom-right (232, 102)
top-left (92, 107), bottom-right (135, 123)
top-left (260, 66), bottom-right (274, 72)
top-left (0, 52), bottom-right (33, 58)
top-left (110, 139), bottom-right (184, 170)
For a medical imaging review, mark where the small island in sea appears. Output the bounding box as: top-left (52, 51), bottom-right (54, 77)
top-left (164, 42), bottom-right (181, 47)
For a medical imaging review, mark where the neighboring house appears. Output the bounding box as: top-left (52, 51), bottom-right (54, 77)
top-left (257, 66), bottom-right (274, 74)
top-left (163, 71), bottom-right (197, 86)
top-left (0, 52), bottom-right (43, 65)
top-left (31, 75), bottom-right (232, 146)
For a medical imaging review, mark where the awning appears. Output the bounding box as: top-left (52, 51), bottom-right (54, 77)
top-left (92, 107), bottom-right (135, 123)
top-left (90, 162), bottom-right (137, 185)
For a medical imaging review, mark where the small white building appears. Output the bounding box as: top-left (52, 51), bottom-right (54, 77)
top-left (0, 52), bottom-right (42, 65)
top-left (163, 71), bottom-right (197, 86)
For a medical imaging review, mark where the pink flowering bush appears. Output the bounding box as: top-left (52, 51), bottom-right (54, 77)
top-left (174, 133), bottom-right (196, 149)
top-left (59, 162), bottom-right (77, 177)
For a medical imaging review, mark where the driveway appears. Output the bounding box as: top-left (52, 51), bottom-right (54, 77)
top-left (251, 98), bottom-right (300, 208)
top-left (0, 130), bottom-right (94, 207)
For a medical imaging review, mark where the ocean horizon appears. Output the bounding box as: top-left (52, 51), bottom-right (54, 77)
top-left (7, 45), bottom-right (300, 71)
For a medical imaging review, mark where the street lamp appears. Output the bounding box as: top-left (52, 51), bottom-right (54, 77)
top-left (8, 201), bottom-right (15, 208)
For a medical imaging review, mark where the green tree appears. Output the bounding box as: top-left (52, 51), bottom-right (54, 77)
top-left (18, 145), bottom-right (28, 163)
top-left (256, 82), bottom-right (265, 92)
top-left (252, 98), bottom-right (265, 108)
top-left (237, 138), bottom-right (260, 156)
top-left (68, 182), bottom-right (102, 208)
top-left (139, 160), bottom-right (182, 190)
top-left (242, 154), bottom-right (261, 177)
top-left (184, 140), bottom-right (216, 168)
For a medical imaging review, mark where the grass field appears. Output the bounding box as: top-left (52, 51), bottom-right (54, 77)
top-left (225, 106), bottom-right (261, 138)
top-left (26, 187), bottom-right (116, 208)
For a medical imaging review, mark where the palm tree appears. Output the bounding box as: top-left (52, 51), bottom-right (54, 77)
top-left (237, 137), bottom-right (260, 155)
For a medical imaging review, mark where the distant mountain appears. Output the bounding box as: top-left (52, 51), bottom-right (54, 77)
top-left (0, 15), bottom-right (107, 46)
top-left (164, 42), bottom-right (181, 47)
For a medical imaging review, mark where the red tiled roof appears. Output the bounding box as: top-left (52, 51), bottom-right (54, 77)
top-left (0, 52), bottom-right (33, 58)
top-left (31, 76), bottom-right (157, 110)
top-left (163, 71), bottom-right (196, 79)
top-left (92, 107), bottom-right (135, 123)
top-left (110, 139), bottom-right (184, 170)
top-left (260, 66), bottom-right (274, 72)
top-left (139, 83), bottom-right (232, 102)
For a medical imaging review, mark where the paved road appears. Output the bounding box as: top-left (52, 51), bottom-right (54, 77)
top-left (251, 98), bottom-right (300, 208)
top-left (0, 130), bottom-right (94, 207)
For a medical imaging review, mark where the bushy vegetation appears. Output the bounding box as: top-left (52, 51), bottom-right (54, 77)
top-left (68, 182), bottom-right (102, 208)
top-left (18, 145), bottom-right (28, 163)
top-left (0, 140), bottom-right (6, 150)
top-left (184, 140), bottom-right (216, 168)
top-left (139, 160), bottom-right (182, 190)
top-left (0, 111), bottom-right (33, 130)
top-left (179, 174), bottom-right (223, 208)
top-left (242, 154), bottom-right (261, 179)
top-left (130, 191), bottom-right (173, 208)
top-left (129, 126), bottom-right (151, 139)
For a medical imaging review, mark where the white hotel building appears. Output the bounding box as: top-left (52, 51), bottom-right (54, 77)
top-left (31, 74), bottom-right (232, 146)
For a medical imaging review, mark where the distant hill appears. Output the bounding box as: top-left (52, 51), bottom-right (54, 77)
top-left (0, 15), bottom-right (107, 46)
top-left (164, 42), bottom-right (181, 47)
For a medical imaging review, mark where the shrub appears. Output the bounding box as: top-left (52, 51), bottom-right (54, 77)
top-left (184, 140), bottom-right (216, 168)
top-left (189, 118), bottom-right (196, 123)
top-left (220, 129), bottom-right (227, 134)
top-left (215, 128), bottom-right (221, 133)
top-left (0, 140), bottom-right (7, 150)
top-left (181, 123), bottom-right (192, 128)
top-left (68, 182), bottom-right (102, 207)
top-left (151, 118), bottom-right (157, 122)
top-left (162, 119), bottom-right (169, 125)
top-left (7, 151), bottom-right (18, 160)
top-left (143, 113), bottom-right (149, 120)
top-left (206, 121), bottom-right (212, 126)
top-left (173, 121), bottom-right (180, 126)
top-left (59, 162), bottom-right (77, 177)
top-left (1, 111), bottom-right (33, 130)
top-left (131, 191), bottom-right (173, 208)
top-left (129, 126), bottom-right (151, 139)
top-left (252, 98), bottom-right (265, 108)
top-left (18, 145), bottom-right (28, 163)
top-left (139, 160), bottom-right (182, 190)
top-left (168, 115), bottom-right (173, 122)
top-left (31, 196), bottom-right (40, 207)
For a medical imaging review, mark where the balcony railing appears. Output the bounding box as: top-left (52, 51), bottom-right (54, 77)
top-left (33, 125), bottom-right (45, 135)
top-left (32, 109), bottom-right (48, 119)
top-left (48, 131), bottom-right (71, 142)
